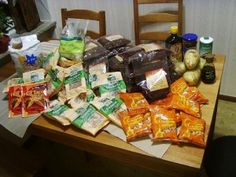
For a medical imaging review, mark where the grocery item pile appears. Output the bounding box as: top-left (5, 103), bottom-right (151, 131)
top-left (4, 22), bottom-right (211, 148)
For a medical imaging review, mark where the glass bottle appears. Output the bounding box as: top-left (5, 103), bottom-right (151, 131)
top-left (165, 26), bottom-right (183, 62)
top-left (201, 54), bottom-right (216, 84)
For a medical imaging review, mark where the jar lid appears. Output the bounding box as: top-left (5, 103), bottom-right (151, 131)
top-left (200, 36), bottom-right (214, 44)
top-left (182, 33), bottom-right (198, 42)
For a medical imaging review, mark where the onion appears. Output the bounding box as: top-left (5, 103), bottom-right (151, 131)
top-left (184, 49), bottom-right (200, 70)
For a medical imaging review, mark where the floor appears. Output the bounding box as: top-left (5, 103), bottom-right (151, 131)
top-left (0, 62), bottom-right (236, 177)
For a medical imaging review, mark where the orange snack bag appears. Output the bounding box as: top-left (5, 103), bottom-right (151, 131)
top-left (119, 92), bottom-right (149, 115)
top-left (174, 110), bottom-right (182, 126)
top-left (178, 112), bottom-right (206, 147)
top-left (149, 105), bottom-right (177, 141)
top-left (119, 110), bottom-right (151, 141)
top-left (170, 77), bottom-right (187, 95)
top-left (170, 77), bottom-right (208, 104)
top-left (152, 94), bottom-right (200, 117)
top-left (182, 87), bottom-right (208, 104)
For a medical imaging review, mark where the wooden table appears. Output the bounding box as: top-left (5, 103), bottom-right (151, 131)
top-left (29, 54), bottom-right (225, 177)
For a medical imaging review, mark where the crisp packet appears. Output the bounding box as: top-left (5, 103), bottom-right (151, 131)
top-left (118, 92), bottom-right (149, 116)
top-left (118, 111), bottom-right (152, 142)
top-left (8, 85), bottom-right (22, 117)
top-left (72, 102), bottom-right (109, 136)
top-left (170, 77), bottom-right (208, 104)
top-left (170, 77), bottom-right (188, 95)
top-left (178, 112), bottom-right (206, 148)
top-left (149, 105), bottom-right (177, 142)
top-left (44, 100), bottom-right (77, 126)
top-left (152, 94), bottom-right (201, 118)
top-left (64, 63), bottom-right (87, 99)
top-left (182, 87), bottom-right (209, 104)
top-left (91, 96), bottom-right (127, 127)
top-left (22, 82), bottom-right (49, 117)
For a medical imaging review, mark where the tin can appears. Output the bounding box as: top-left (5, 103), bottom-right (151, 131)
top-left (199, 36), bottom-right (213, 56)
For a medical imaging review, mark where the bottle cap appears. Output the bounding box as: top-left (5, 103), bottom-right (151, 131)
top-left (170, 26), bottom-right (178, 34)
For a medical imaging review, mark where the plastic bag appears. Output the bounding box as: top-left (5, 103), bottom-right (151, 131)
top-left (59, 19), bottom-right (88, 62)
top-left (9, 34), bottom-right (41, 76)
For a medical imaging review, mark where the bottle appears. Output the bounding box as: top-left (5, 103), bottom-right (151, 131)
top-left (165, 26), bottom-right (183, 62)
top-left (201, 54), bottom-right (216, 84)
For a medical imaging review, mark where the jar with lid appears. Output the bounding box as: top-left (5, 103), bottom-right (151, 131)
top-left (201, 54), bottom-right (216, 84)
top-left (182, 33), bottom-right (198, 54)
top-left (165, 26), bottom-right (183, 62)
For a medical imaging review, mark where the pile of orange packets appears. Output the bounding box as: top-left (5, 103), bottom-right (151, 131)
top-left (118, 77), bottom-right (208, 148)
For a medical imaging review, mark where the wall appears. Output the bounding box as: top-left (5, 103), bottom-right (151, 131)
top-left (44, 0), bottom-right (236, 97)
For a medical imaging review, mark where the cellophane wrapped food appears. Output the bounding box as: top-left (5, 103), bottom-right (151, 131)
top-left (59, 19), bottom-right (88, 62)
top-left (97, 34), bottom-right (130, 50)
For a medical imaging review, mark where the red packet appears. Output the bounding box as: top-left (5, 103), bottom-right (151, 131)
top-left (22, 82), bottom-right (49, 117)
top-left (8, 85), bottom-right (22, 117)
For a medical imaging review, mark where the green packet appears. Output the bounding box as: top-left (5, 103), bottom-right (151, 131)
top-left (64, 63), bottom-right (87, 100)
top-left (72, 103), bottom-right (109, 136)
top-left (68, 89), bottom-right (96, 107)
top-left (44, 100), bottom-right (78, 126)
top-left (91, 96), bottom-right (127, 127)
top-left (90, 71), bottom-right (127, 96)
top-left (59, 36), bottom-right (85, 62)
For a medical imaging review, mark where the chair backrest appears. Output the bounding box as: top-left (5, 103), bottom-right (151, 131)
top-left (133, 0), bottom-right (183, 45)
top-left (61, 8), bottom-right (106, 39)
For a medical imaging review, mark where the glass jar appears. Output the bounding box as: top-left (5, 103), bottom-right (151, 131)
top-left (182, 33), bottom-right (198, 54)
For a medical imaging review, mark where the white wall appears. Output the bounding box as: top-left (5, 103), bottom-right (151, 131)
top-left (43, 0), bottom-right (236, 97)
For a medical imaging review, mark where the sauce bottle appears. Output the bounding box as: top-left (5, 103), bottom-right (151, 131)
top-left (165, 26), bottom-right (183, 62)
top-left (201, 54), bottom-right (216, 84)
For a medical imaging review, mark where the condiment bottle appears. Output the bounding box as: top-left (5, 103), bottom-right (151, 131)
top-left (165, 26), bottom-right (183, 62)
top-left (201, 54), bottom-right (216, 84)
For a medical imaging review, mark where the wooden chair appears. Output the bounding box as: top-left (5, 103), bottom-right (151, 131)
top-left (61, 8), bottom-right (106, 39)
top-left (133, 0), bottom-right (183, 44)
